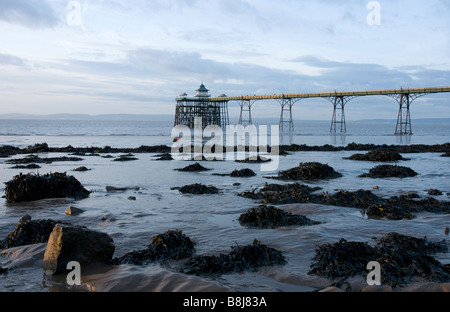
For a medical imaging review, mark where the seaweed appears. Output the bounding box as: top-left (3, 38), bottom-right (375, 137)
top-left (308, 233), bottom-right (450, 288)
top-left (4, 172), bottom-right (90, 203)
top-left (182, 239), bottom-right (286, 276)
top-left (239, 205), bottom-right (320, 229)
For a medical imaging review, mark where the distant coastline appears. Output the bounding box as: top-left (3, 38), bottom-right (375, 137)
top-left (1, 113), bottom-right (450, 123)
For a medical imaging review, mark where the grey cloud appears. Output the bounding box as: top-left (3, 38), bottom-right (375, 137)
top-left (0, 53), bottom-right (25, 66)
top-left (0, 0), bottom-right (59, 28)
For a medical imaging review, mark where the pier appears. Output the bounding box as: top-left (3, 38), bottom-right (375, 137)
top-left (174, 85), bottom-right (450, 135)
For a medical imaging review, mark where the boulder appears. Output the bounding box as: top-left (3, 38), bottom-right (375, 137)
top-left (65, 206), bottom-right (85, 216)
top-left (43, 224), bottom-right (115, 275)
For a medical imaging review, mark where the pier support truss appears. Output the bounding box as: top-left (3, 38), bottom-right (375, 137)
top-left (328, 96), bottom-right (356, 134)
top-left (387, 92), bottom-right (425, 135)
top-left (277, 97), bottom-right (301, 132)
top-left (174, 99), bottom-right (229, 129)
top-left (238, 99), bottom-right (257, 126)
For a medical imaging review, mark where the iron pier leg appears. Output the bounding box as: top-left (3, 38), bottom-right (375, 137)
top-left (330, 96), bottom-right (346, 134)
top-left (395, 94), bottom-right (412, 135)
top-left (280, 98), bottom-right (294, 132)
top-left (239, 100), bottom-right (253, 126)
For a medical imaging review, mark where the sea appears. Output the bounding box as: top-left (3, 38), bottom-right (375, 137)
top-left (0, 117), bottom-right (449, 292)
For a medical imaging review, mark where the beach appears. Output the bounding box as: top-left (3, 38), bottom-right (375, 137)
top-left (0, 119), bottom-right (449, 293)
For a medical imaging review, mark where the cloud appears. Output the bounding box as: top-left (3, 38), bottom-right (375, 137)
top-left (0, 53), bottom-right (25, 66)
top-left (0, 0), bottom-right (59, 28)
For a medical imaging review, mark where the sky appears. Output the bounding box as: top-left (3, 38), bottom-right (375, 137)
top-left (0, 0), bottom-right (449, 120)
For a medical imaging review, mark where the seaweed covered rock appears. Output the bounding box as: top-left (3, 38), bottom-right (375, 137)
top-left (428, 189), bottom-right (443, 196)
top-left (240, 183), bottom-right (450, 220)
top-left (4, 172), bottom-right (90, 203)
top-left (235, 156), bottom-right (271, 163)
top-left (154, 153), bottom-right (174, 161)
top-left (182, 239), bottom-right (286, 275)
top-left (271, 162), bottom-right (342, 181)
top-left (10, 164), bottom-right (41, 170)
top-left (345, 150), bottom-right (406, 162)
top-left (178, 184), bottom-right (219, 195)
top-left (113, 154), bottom-right (138, 161)
top-left (5, 155), bottom-right (83, 165)
top-left (308, 233), bottom-right (450, 287)
top-left (239, 183), bottom-right (322, 204)
top-left (176, 163), bottom-right (211, 172)
top-left (359, 165), bottom-right (418, 178)
top-left (113, 229), bottom-right (196, 265)
top-left (230, 168), bottom-right (256, 177)
top-left (308, 238), bottom-right (378, 280)
top-left (0, 218), bottom-right (67, 249)
top-left (239, 205), bottom-right (320, 229)
top-left (73, 166), bottom-right (90, 172)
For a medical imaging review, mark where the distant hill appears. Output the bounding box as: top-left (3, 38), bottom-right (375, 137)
top-left (0, 113), bottom-right (174, 121)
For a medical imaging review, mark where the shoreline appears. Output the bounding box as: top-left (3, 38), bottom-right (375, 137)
top-left (1, 142), bottom-right (450, 157)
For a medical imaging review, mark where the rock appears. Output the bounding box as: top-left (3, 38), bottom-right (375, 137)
top-left (235, 156), bottom-right (271, 163)
top-left (113, 229), bottom-right (195, 265)
top-left (19, 215), bottom-right (32, 224)
top-left (128, 196), bottom-right (137, 201)
top-left (178, 184), bottom-right (219, 195)
top-left (230, 168), bottom-right (256, 178)
top-left (73, 166), bottom-right (90, 172)
top-left (106, 186), bottom-right (140, 192)
top-left (5, 155), bottom-right (83, 165)
top-left (308, 233), bottom-right (449, 288)
top-left (4, 172), bottom-right (90, 204)
top-left (239, 205), bottom-right (320, 229)
top-left (359, 165), bottom-right (419, 178)
top-left (345, 150), bottom-right (406, 162)
top-left (175, 163), bottom-right (211, 172)
top-left (10, 164), bottom-right (41, 170)
top-left (428, 189), bottom-right (443, 196)
top-left (43, 224), bottom-right (115, 275)
top-left (240, 183), bottom-right (450, 220)
top-left (113, 154), bottom-right (138, 162)
top-left (0, 219), bottom-right (66, 249)
top-left (182, 239), bottom-right (286, 276)
top-left (154, 153), bottom-right (173, 161)
top-left (270, 162), bottom-right (342, 181)
top-left (65, 206), bottom-right (85, 216)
